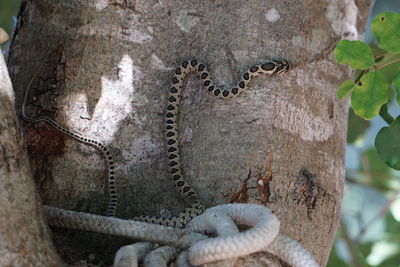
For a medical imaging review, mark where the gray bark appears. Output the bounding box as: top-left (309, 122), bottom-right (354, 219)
top-left (6, 0), bottom-right (371, 265)
top-left (0, 50), bottom-right (61, 265)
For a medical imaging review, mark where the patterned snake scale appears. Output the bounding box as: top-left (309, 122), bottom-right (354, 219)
top-left (21, 58), bottom-right (290, 228)
top-left (135, 59), bottom-right (290, 227)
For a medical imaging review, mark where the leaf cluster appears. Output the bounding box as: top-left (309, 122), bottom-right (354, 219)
top-left (334, 12), bottom-right (400, 170)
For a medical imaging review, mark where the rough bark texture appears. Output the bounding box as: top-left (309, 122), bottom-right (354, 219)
top-left (0, 51), bottom-right (61, 265)
top-left (8, 0), bottom-right (371, 265)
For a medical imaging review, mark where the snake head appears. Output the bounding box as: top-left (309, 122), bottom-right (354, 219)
top-left (273, 60), bottom-right (291, 74)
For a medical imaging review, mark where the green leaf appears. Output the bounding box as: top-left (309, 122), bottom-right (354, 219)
top-left (371, 45), bottom-right (387, 61)
top-left (337, 80), bottom-right (355, 100)
top-left (334, 40), bottom-right (374, 70)
top-left (375, 116), bottom-right (400, 170)
top-left (379, 104), bottom-right (394, 125)
top-left (393, 72), bottom-right (400, 105)
top-left (351, 71), bottom-right (388, 119)
top-left (376, 53), bottom-right (400, 84)
top-left (372, 12), bottom-right (400, 53)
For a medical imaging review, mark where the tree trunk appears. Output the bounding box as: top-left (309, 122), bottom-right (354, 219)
top-left (6, 0), bottom-right (371, 265)
top-left (0, 49), bottom-right (61, 265)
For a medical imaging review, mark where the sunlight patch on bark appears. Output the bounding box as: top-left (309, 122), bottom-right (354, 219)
top-left (325, 0), bottom-right (359, 40)
top-left (273, 99), bottom-right (334, 142)
top-left (66, 55), bottom-right (140, 142)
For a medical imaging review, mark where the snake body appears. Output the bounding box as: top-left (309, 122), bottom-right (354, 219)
top-left (136, 59), bottom-right (290, 227)
top-left (21, 70), bottom-right (118, 217)
top-left (45, 203), bottom-right (319, 267)
top-left (21, 58), bottom-right (290, 227)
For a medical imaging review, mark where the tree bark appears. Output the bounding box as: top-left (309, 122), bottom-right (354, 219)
top-left (0, 49), bottom-right (61, 265)
top-left (6, 0), bottom-right (371, 265)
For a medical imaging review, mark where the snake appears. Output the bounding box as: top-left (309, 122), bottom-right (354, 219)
top-left (45, 203), bottom-right (319, 267)
top-left (136, 58), bottom-right (290, 227)
top-left (21, 58), bottom-right (290, 227)
top-left (21, 65), bottom-right (118, 217)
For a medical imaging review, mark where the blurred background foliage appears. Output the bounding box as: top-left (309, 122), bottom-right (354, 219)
top-left (330, 1), bottom-right (400, 266)
top-left (0, 0), bottom-right (21, 55)
top-left (1, 0), bottom-right (399, 266)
